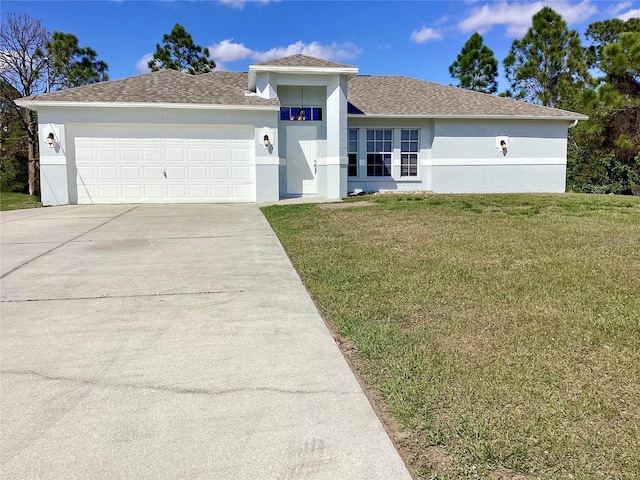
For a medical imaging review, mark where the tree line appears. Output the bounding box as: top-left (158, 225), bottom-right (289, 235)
top-left (2, 10), bottom-right (639, 196)
top-left (449, 7), bottom-right (640, 195)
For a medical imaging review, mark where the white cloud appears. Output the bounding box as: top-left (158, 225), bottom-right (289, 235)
top-left (135, 53), bottom-right (153, 74)
top-left (609, 1), bottom-right (631, 16)
top-left (458, 1), bottom-right (598, 37)
top-left (410, 27), bottom-right (444, 43)
top-left (252, 41), bottom-right (361, 62)
top-left (209, 39), bottom-right (253, 63)
top-left (136, 40), bottom-right (361, 73)
top-left (618, 7), bottom-right (640, 20)
top-left (220, 0), bottom-right (273, 9)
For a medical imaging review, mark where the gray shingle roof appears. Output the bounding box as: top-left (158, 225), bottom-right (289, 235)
top-left (348, 75), bottom-right (586, 119)
top-left (252, 54), bottom-right (356, 69)
top-left (20, 59), bottom-right (586, 120)
top-left (24, 70), bottom-right (279, 107)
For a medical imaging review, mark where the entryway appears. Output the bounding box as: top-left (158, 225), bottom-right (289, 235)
top-left (286, 125), bottom-right (317, 196)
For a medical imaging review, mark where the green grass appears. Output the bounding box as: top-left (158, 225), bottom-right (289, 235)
top-left (262, 193), bottom-right (640, 480)
top-left (0, 192), bottom-right (42, 211)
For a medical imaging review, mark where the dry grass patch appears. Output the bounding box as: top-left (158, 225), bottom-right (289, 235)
top-left (262, 194), bottom-right (640, 479)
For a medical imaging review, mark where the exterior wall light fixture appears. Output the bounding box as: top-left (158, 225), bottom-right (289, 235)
top-left (263, 135), bottom-right (271, 148)
top-left (500, 140), bottom-right (508, 156)
top-left (46, 132), bottom-right (56, 147)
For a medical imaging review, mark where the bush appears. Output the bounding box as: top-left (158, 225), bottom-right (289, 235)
top-left (568, 152), bottom-right (640, 195)
top-left (0, 153), bottom-right (28, 193)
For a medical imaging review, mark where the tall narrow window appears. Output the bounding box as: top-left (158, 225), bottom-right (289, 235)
top-left (348, 129), bottom-right (358, 177)
top-left (366, 129), bottom-right (392, 177)
top-left (401, 129), bottom-right (419, 177)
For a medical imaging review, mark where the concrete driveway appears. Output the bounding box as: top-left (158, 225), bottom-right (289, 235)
top-left (1, 204), bottom-right (412, 480)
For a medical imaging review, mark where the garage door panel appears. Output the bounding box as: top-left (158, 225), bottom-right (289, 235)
top-left (75, 147), bottom-right (94, 162)
top-left (188, 149), bottom-right (207, 162)
top-left (233, 167), bottom-right (251, 180)
top-left (232, 149), bottom-right (251, 163)
top-left (122, 185), bottom-right (142, 198)
top-left (143, 148), bottom-right (163, 161)
top-left (121, 167), bottom-right (140, 180)
top-left (211, 149), bottom-right (229, 162)
top-left (98, 166), bottom-right (118, 179)
top-left (211, 185), bottom-right (231, 197)
top-left (97, 148), bottom-right (117, 162)
top-left (144, 185), bottom-right (164, 198)
top-left (98, 185), bottom-right (118, 198)
top-left (190, 185), bottom-right (208, 197)
top-left (233, 185), bottom-right (252, 198)
top-left (166, 167), bottom-right (185, 179)
top-left (144, 167), bottom-right (163, 180)
top-left (211, 167), bottom-right (229, 180)
top-left (121, 148), bottom-right (140, 161)
top-left (73, 124), bottom-right (255, 203)
top-left (77, 166), bottom-right (95, 180)
top-left (167, 185), bottom-right (187, 198)
top-left (189, 167), bottom-right (208, 180)
top-left (166, 149), bottom-right (184, 162)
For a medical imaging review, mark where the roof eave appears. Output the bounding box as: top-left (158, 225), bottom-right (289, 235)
top-left (249, 65), bottom-right (359, 76)
top-left (347, 113), bottom-right (589, 121)
top-left (14, 99), bottom-right (280, 111)
top-left (248, 65), bottom-right (359, 90)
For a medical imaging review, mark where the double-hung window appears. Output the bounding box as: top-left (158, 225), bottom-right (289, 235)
top-left (366, 129), bottom-right (392, 177)
top-left (348, 129), bottom-right (358, 177)
top-left (401, 129), bottom-right (419, 177)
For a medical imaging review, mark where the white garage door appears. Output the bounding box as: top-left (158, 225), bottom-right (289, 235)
top-left (72, 124), bottom-right (255, 203)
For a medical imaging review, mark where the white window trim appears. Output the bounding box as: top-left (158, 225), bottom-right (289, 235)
top-left (349, 127), bottom-right (422, 181)
top-left (348, 128), bottom-right (359, 178)
top-left (400, 129), bottom-right (419, 178)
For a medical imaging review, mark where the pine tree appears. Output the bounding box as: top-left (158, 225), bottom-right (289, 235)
top-left (449, 32), bottom-right (498, 94)
top-left (44, 32), bottom-right (109, 90)
top-left (503, 7), bottom-right (590, 107)
top-left (148, 24), bottom-right (216, 75)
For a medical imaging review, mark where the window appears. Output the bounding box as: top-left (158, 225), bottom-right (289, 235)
top-left (401, 129), bottom-right (419, 177)
top-left (366, 129), bottom-right (392, 177)
top-left (279, 107), bottom-right (322, 121)
top-left (348, 129), bottom-right (358, 177)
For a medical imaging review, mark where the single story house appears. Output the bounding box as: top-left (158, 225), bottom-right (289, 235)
top-left (16, 54), bottom-right (587, 205)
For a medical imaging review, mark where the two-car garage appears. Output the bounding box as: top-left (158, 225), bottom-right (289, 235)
top-left (69, 124), bottom-right (256, 204)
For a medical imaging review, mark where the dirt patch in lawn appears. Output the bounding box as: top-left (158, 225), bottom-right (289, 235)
top-left (318, 201), bottom-right (375, 209)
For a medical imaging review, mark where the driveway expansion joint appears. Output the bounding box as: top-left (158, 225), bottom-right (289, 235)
top-left (1, 289), bottom-right (245, 303)
top-left (0, 205), bottom-right (140, 280)
top-left (2, 370), bottom-right (356, 397)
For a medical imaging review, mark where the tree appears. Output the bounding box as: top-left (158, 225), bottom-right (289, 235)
top-left (567, 20), bottom-right (640, 195)
top-left (1, 80), bottom-right (30, 192)
top-left (449, 32), bottom-right (498, 94)
top-left (503, 7), bottom-right (590, 108)
top-left (0, 13), bottom-right (49, 195)
top-left (148, 24), bottom-right (216, 75)
top-left (585, 18), bottom-right (640, 69)
top-left (44, 32), bottom-right (109, 90)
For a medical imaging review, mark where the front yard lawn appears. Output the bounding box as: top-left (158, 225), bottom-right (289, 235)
top-left (0, 192), bottom-right (42, 211)
top-left (262, 193), bottom-right (640, 480)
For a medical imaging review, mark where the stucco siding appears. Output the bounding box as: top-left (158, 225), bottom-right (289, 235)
top-left (431, 119), bottom-right (568, 160)
top-left (40, 165), bottom-right (70, 205)
top-left (431, 164), bottom-right (566, 193)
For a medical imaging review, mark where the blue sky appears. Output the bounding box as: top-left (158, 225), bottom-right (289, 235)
top-left (3, 0), bottom-right (640, 92)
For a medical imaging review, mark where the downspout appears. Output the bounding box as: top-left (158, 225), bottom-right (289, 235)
top-left (568, 119), bottom-right (579, 128)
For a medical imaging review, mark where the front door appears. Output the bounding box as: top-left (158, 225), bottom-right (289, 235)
top-left (286, 125), bottom-right (317, 196)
